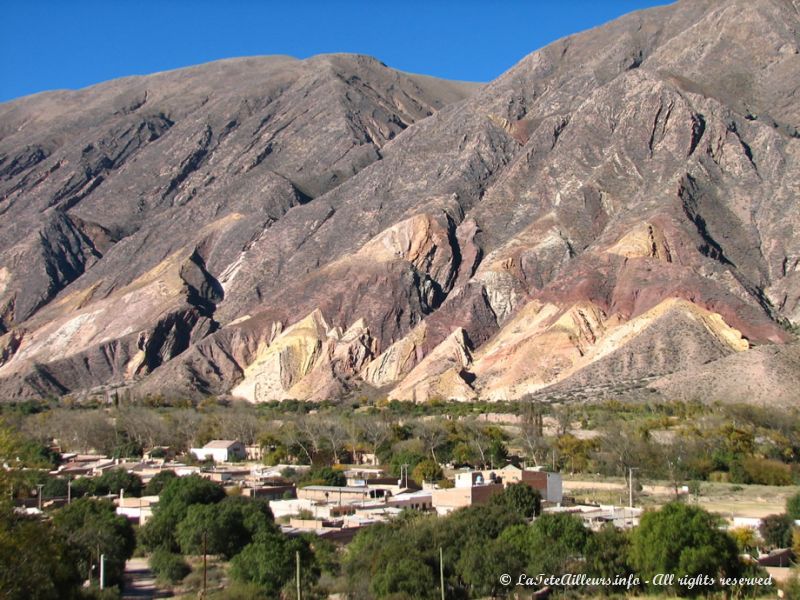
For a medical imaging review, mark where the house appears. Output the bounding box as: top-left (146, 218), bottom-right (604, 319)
top-left (431, 471), bottom-right (503, 515)
top-left (190, 440), bottom-right (246, 463)
top-left (241, 483), bottom-right (296, 501)
top-left (115, 495), bottom-right (159, 525)
top-left (388, 489), bottom-right (433, 511)
top-left (245, 445), bottom-right (263, 461)
top-left (297, 485), bottom-right (387, 504)
top-left (202, 466), bottom-right (251, 483)
top-left (481, 464), bottom-right (563, 503)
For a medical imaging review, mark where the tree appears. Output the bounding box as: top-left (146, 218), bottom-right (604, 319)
top-left (786, 492), bottom-right (800, 520)
top-left (490, 483), bottom-right (542, 519)
top-left (517, 401), bottom-right (550, 467)
top-left (451, 441), bottom-right (477, 466)
top-left (176, 497), bottom-right (275, 559)
top-left (115, 406), bottom-right (169, 452)
top-left (140, 475), bottom-right (225, 551)
top-left (584, 524), bottom-right (633, 590)
top-left (412, 458), bottom-right (443, 484)
top-left (304, 466), bottom-right (346, 487)
top-left (229, 530), bottom-right (317, 596)
top-left (144, 470), bottom-right (178, 495)
top-left (92, 468), bottom-right (143, 497)
top-left (371, 553), bottom-right (435, 599)
top-left (630, 502), bottom-right (740, 597)
top-left (149, 549), bottom-right (190, 584)
top-left (729, 527), bottom-right (758, 554)
top-left (759, 513), bottom-right (794, 549)
top-left (527, 512), bottom-right (591, 576)
top-left (487, 439), bottom-right (509, 468)
top-left (52, 498), bottom-right (136, 587)
top-left (414, 421), bottom-right (448, 463)
top-left (0, 505), bottom-right (82, 599)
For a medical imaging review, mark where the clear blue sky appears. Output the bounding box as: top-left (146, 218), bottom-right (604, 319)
top-left (0, 0), bottom-right (671, 103)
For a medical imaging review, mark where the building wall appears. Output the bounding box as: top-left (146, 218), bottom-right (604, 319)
top-left (431, 483), bottom-right (503, 515)
top-left (297, 488), bottom-right (371, 503)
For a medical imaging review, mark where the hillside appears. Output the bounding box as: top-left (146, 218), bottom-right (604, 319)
top-left (1, 0), bottom-right (799, 404)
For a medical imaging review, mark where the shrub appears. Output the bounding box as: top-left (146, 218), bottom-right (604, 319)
top-left (149, 549), bottom-right (190, 584)
top-left (759, 514), bottom-right (794, 548)
top-left (786, 492), bottom-right (800, 520)
top-left (411, 459), bottom-right (443, 484)
top-left (731, 458), bottom-right (793, 486)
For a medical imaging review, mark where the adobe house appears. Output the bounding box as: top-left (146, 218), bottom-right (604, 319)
top-left (481, 464), bottom-right (563, 503)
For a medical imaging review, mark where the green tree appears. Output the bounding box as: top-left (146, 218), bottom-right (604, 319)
top-left (176, 497), bottom-right (275, 559)
top-left (759, 513), bottom-right (794, 548)
top-left (630, 502), bottom-right (740, 597)
top-left (412, 458), bottom-right (443, 484)
top-left (229, 530), bottom-right (317, 596)
top-left (92, 468), bottom-right (143, 497)
top-left (585, 524), bottom-right (634, 591)
top-left (303, 466), bottom-right (346, 487)
top-left (149, 549), bottom-right (191, 584)
top-left (41, 476), bottom-right (70, 499)
top-left (487, 439), bottom-right (508, 467)
top-left (144, 470), bottom-right (177, 495)
top-left (0, 505), bottom-right (82, 600)
top-left (457, 536), bottom-right (522, 598)
top-left (451, 441), bottom-right (476, 466)
top-left (786, 492), bottom-right (800, 520)
top-left (527, 512), bottom-right (590, 576)
top-left (490, 482), bottom-right (542, 519)
top-left (52, 498), bottom-right (136, 587)
top-left (371, 553), bottom-right (434, 599)
top-left (140, 474), bottom-right (225, 551)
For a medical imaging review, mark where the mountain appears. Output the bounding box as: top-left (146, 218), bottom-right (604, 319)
top-left (1, 0), bottom-right (798, 405)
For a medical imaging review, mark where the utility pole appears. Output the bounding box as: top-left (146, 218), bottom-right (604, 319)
top-left (296, 550), bottom-right (301, 600)
top-left (628, 467), bottom-right (638, 509)
top-left (400, 464), bottom-right (409, 489)
top-left (100, 554), bottom-right (105, 590)
top-left (36, 483), bottom-right (44, 511)
top-left (202, 531), bottom-right (207, 599)
top-left (67, 478), bottom-right (71, 504)
top-left (439, 547), bottom-right (445, 600)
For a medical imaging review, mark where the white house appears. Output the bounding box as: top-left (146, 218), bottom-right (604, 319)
top-left (190, 440), bottom-right (246, 463)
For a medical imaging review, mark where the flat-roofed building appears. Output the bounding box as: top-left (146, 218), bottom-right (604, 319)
top-left (431, 471), bottom-right (503, 515)
top-left (481, 464), bottom-right (563, 503)
top-left (297, 485), bottom-right (388, 504)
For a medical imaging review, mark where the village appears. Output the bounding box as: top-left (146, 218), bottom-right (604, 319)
top-left (30, 435), bottom-right (789, 569)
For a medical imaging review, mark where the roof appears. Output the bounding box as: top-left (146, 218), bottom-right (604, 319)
top-left (301, 485), bottom-right (371, 493)
top-left (202, 440), bottom-right (241, 449)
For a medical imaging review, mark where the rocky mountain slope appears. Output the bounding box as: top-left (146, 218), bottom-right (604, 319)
top-left (1, 0), bottom-right (799, 405)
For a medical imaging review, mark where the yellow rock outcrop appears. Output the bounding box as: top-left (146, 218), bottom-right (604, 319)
top-left (389, 327), bottom-right (475, 402)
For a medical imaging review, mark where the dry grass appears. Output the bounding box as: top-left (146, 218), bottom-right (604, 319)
top-left (562, 475), bottom-right (799, 518)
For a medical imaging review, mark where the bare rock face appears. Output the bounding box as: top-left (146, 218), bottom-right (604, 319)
top-left (2, 0), bottom-right (800, 405)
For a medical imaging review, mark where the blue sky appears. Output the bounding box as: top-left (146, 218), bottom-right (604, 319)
top-left (0, 1), bottom-right (671, 103)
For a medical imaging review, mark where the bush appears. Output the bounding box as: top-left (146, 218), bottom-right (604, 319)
top-left (411, 459), bottom-right (443, 484)
top-left (92, 469), bottom-right (144, 497)
top-left (149, 550), bottom-right (190, 584)
top-left (490, 483), bottom-right (542, 519)
top-left (759, 514), bottom-right (794, 548)
top-left (143, 471), bottom-right (177, 496)
top-left (731, 458), bottom-right (793, 486)
top-left (630, 502), bottom-right (740, 597)
top-left (787, 492), bottom-right (800, 520)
